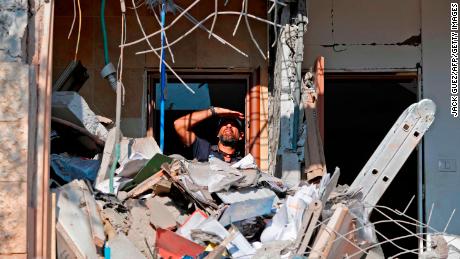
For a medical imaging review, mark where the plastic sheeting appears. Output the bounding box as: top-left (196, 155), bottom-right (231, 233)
top-left (260, 185), bottom-right (320, 243)
top-left (51, 154), bottom-right (100, 183)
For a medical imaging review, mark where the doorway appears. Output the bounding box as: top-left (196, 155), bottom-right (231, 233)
top-left (324, 72), bottom-right (419, 257)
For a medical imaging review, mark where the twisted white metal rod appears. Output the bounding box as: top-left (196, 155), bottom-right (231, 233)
top-left (121, 0), bottom-right (201, 47)
top-left (243, 0), bottom-right (266, 59)
top-left (131, 0), bottom-right (195, 94)
top-left (209, 0), bottom-right (218, 39)
top-left (135, 11), bottom-right (280, 55)
top-left (174, 4), bottom-right (248, 57)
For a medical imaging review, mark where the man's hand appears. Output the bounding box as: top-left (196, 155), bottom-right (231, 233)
top-left (214, 107), bottom-right (244, 119)
top-left (174, 107), bottom-right (244, 147)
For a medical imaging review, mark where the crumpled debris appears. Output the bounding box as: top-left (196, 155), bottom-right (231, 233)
top-left (260, 184), bottom-right (319, 244)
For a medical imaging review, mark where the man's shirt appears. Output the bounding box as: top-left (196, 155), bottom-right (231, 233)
top-left (192, 136), bottom-right (242, 163)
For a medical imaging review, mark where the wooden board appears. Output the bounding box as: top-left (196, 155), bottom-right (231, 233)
top-left (81, 182), bottom-right (106, 249)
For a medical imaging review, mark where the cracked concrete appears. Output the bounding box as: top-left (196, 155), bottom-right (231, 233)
top-left (320, 34), bottom-right (421, 48)
top-left (0, 1), bottom-right (28, 62)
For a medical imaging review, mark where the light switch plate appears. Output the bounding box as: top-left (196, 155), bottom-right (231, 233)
top-left (438, 159), bottom-right (457, 172)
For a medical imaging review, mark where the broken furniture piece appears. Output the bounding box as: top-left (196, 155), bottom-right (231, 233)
top-left (294, 200), bottom-right (323, 254)
top-left (309, 204), bottom-right (365, 259)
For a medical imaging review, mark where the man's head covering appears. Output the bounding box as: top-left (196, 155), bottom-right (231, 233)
top-left (217, 117), bottom-right (243, 131)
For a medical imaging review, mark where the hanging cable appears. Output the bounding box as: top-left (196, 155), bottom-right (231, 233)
top-left (159, 0), bottom-right (167, 152)
top-left (74, 0), bottom-right (82, 61)
top-left (68, 0), bottom-right (76, 39)
top-left (101, 0), bottom-right (110, 65)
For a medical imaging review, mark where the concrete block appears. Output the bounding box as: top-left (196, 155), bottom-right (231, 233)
top-left (52, 91), bottom-right (108, 141)
top-left (0, 182), bottom-right (27, 254)
top-left (0, 121), bottom-right (27, 181)
top-left (0, 63), bottom-right (28, 121)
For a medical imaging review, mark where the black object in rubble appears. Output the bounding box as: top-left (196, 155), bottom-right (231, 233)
top-left (233, 217), bottom-right (266, 243)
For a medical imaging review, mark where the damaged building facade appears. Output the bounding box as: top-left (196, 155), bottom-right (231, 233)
top-left (0, 0), bottom-right (459, 258)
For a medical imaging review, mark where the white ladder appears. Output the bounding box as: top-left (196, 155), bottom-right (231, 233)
top-left (349, 99), bottom-right (436, 211)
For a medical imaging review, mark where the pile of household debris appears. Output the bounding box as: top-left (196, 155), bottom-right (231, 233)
top-left (51, 91), bottom-right (457, 258)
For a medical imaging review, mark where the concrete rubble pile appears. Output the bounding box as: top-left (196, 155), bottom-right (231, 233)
top-left (48, 92), bottom-right (360, 258)
top-left (53, 152), bottom-right (372, 258)
top-left (50, 92), bottom-right (457, 258)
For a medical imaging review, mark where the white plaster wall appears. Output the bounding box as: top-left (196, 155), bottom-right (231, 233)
top-left (303, 0), bottom-right (421, 70)
top-left (421, 0), bottom-right (460, 234)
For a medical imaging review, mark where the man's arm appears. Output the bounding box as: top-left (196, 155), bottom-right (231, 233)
top-left (174, 107), bottom-right (243, 147)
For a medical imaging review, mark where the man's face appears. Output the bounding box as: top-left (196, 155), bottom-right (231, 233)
top-left (217, 120), bottom-right (243, 146)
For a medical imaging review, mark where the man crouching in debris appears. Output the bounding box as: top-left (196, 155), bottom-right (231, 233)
top-left (174, 106), bottom-right (244, 163)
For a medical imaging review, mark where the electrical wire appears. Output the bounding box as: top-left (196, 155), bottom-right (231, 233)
top-left (232, 0), bottom-right (244, 36)
top-left (67, 0), bottom-right (76, 39)
top-left (151, 6), bottom-right (175, 64)
top-left (159, 0), bottom-right (166, 152)
top-left (74, 0), bottom-right (82, 61)
top-left (208, 0), bottom-right (218, 39)
top-left (101, 0), bottom-right (110, 64)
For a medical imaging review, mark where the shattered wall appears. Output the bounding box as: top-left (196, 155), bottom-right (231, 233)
top-left (303, 0), bottom-right (421, 70)
top-left (52, 0), bottom-right (270, 170)
top-left (303, 0), bottom-right (460, 234)
top-left (0, 0), bottom-right (30, 256)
